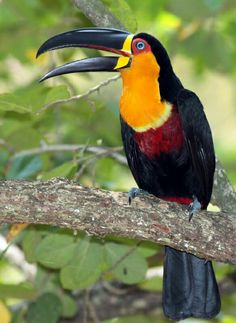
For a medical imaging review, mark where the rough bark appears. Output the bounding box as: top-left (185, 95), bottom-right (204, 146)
top-left (212, 159), bottom-right (236, 212)
top-left (0, 179), bottom-right (235, 265)
top-left (11, 144), bottom-right (236, 212)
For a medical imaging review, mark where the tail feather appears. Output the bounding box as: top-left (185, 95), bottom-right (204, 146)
top-left (163, 246), bottom-right (221, 320)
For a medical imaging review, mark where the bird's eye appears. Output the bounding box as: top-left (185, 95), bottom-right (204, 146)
top-left (136, 41), bottom-right (145, 50)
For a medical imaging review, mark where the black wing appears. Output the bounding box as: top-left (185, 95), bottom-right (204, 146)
top-left (177, 89), bottom-right (215, 207)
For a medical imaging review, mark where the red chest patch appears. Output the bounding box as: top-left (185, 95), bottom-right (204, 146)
top-left (134, 106), bottom-right (184, 158)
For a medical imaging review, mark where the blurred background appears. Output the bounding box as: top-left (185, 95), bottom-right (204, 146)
top-left (0, 0), bottom-right (235, 322)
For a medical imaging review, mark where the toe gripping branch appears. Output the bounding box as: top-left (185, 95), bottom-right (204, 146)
top-left (188, 195), bottom-right (201, 221)
top-left (128, 188), bottom-right (148, 205)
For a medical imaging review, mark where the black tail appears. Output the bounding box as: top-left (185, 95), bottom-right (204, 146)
top-left (163, 246), bottom-right (221, 320)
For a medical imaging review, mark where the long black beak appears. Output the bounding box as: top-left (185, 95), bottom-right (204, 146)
top-left (37, 28), bottom-right (133, 82)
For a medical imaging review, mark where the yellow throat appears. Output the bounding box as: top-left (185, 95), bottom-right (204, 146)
top-left (120, 51), bottom-right (171, 132)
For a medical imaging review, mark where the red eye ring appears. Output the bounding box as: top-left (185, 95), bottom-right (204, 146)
top-left (136, 41), bottom-right (145, 50)
top-left (132, 38), bottom-right (150, 54)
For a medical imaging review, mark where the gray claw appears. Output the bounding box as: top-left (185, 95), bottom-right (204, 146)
top-left (128, 188), bottom-right (147, 205)
top-left (188, 195), bottom-right (201, 221)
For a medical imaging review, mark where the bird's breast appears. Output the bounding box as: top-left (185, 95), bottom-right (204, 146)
top-left (120, 52), bottom-right (169, 132)
top-left (133, 105), bottom-right (184, 159)
top-left (119, 52), bottom-right (184, 159)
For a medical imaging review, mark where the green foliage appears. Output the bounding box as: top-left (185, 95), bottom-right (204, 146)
top-left (0, 282), bottom-right (36, 299)
top-left (0, 94), bottom-right (31, 113)
top-left (7, 156), bottom-right (43, 179)
top-left (23, 229), bottom-right (151, 291)
top-left (26, 292), bottom-right (62, 323)
top-left (105, 242), bottom-right (148, 284)
top-left (0, 85), bottom-right (70, 114)
top-left (22, 227), bottom-right (42, 263)
top-left (40, 160), bottom-right (77, 180)
top-left (59, 293), bottom-right (77, 319)
top-left (60, 235), bottom-right (104, 289)
top-left (35, 232), bottom-right (77, 269)
top-left (0, 0), bottom-right (235, 322)
top-left (137, 241), bottom-right (159, 257)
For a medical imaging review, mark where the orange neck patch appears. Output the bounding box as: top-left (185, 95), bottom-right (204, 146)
top-left (120, 52), bottom-right (171, 132)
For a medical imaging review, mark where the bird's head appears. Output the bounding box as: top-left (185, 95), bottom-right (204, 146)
top-left (36, 28), bottom-right (172, 82)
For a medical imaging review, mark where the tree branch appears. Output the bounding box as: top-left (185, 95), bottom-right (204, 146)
top-left (40, 75), bottom-right (120, 112)
top-left (11, 144), bottom-right (126, 165)
top-left (74, 0), bottom-right (126, 30)
top-left (0, 179), bottom-right (235, 265)
top-left (212, 159), bottom-right (236, 212)
top-left (9, 144), bottom-right (236, 211)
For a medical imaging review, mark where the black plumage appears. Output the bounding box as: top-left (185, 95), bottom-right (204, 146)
top-left (37, 27), bottom-right (221, 321)
top-left (120, 33), bottom-right (220, 320)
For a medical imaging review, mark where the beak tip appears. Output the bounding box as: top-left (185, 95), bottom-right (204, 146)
top-left (36, 47), bottom-right (44, 59)
top-left (39, 74), bottom-right (48, 82)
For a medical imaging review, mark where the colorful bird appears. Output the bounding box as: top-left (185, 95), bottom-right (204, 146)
top-left (37, 28), bottom-right (221, 320)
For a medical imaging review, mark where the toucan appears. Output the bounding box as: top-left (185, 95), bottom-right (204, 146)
top-left (37, 28), bottom-right (221, 320)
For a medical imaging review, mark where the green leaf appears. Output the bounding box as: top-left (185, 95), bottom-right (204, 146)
top-left (36, 233), bottom-right (76, 269)
top-left (60, 293), bottom-right (77, 318)
top-left (105, 237), bottom-right (158, 257)
top-left (0, 85), bottom-right (70, 115)
top-left (22, 227), bottom-right (42, 263)
top-left (60, 236), bottom-right (104, 290)
top-left (18, 85), bottom-right (47, 112)
top-left (24, 84), bottom-right (70, 112)
top-left (34, 265), bottom-right (59, 292)
top-left (6, 156), bottom-right (42, 179)
top-left (7, 126), bottom-right (42, 150)
top-left (40, 160), bottom-right (77, 180)
top-left (102, 0), bottom-right (137, 32)
top-left (0, 93), bottom-right (31, 113)
top-left (27, 292), bottom-right (62, 323)
top-left (105, 242), bottom-right (147, 284)
top-left (0, 282), bottom-right (36, 299)
top-left (45, 85), bottom-right (70, 104)
top-left (137, 241), bottom-right (158, 257)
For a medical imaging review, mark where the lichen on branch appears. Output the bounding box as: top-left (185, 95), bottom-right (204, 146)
top-left (0, 179), bottom-right (235, 265)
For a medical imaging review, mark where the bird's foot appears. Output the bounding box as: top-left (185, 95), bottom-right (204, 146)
top-left (188, 195), bottom-right (201, 221)
top-left (128, 188), bottom-right (148, 205)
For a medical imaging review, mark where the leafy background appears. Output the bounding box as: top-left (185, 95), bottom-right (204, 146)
top-left (0, 0), bottom-right (235, 322)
